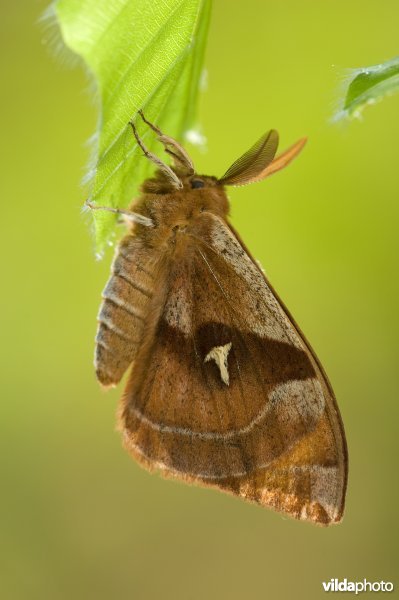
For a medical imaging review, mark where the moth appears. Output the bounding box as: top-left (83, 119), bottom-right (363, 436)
top-left (91, 111), bottom-right (348, 526)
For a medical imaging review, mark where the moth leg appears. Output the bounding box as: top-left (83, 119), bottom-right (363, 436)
top-left (139, 110), bottom-right (195, 174)
top-left (85, 200), bottom-right (153, 227)
top-left (129, 120), bottom-right (183, 189)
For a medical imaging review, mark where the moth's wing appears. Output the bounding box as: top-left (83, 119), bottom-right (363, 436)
top-left (95, 235), bottom-right (166, 387)
top-left (119, 215), bottom-right (347, 525)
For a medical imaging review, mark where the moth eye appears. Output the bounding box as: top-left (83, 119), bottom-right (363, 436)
top-left (200, 206), bottom-right (205, 213)
top-left (191, 179), bottom-right (205, 189)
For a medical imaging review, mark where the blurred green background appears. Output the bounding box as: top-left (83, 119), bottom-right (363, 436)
top-left (1, 1), bottom-right (398, 598)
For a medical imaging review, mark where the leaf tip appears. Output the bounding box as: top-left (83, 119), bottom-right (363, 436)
top-left (332, 57), bottom-right (399, 123)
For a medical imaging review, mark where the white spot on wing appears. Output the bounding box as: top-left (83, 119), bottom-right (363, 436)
top-left (204, 342), bottom-right (232, 385)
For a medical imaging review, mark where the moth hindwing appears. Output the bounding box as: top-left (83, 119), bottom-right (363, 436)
top-left (92, 113), bottom-right (347, 526)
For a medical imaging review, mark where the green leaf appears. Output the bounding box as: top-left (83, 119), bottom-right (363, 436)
top-left (334, 56), bottom-right (399, 122)
top-left (54, 0), bottom-right (212, 256)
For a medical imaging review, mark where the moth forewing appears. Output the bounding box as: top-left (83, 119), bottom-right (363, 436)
top-left (225, 222), bottom-right (348, 523)
top-left (94, 115), bottom-right (347, 526)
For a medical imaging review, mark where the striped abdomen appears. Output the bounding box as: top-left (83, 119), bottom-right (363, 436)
top-left (95, 236), bottom-right (156, 386)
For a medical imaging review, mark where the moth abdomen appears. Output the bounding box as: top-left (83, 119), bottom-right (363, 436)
top-left (95, 304), bottom-right (139, 387)
top-left (94, 237), bottom-right (157, 386)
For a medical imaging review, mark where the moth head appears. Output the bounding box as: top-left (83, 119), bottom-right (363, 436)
top-left (136, 114), bottom-right (306, 227)
top-left (217, 130), bottom-right (307, 187)
top-left (182, 173), bottom-right (229, 217)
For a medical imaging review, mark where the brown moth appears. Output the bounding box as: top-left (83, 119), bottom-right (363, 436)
top-left (91, 111), bottom-right (348, 526)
